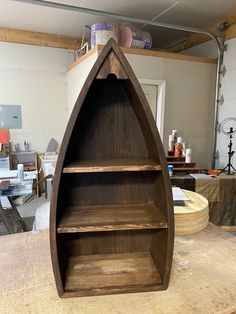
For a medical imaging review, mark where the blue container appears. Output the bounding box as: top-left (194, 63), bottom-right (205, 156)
top-left (168, 165), bottom-right (173, 176)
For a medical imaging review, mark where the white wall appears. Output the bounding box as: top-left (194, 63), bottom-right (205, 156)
top-left (186, 37), bottom-right (236, 170)
top-left (67, 53), bottom-right (98, 117)
top-left (163, 59), bottom-right (216, 167)
top-left (184, 40), bottom-right (218, 59)
top-left (0, 42), bottom-right (73, 152)
top-left (67, 51), bottom-right (216, 168)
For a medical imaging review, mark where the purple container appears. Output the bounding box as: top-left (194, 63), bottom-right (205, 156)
top-left (91, 23), bottom-right (118, 48)
top-left (119, 24), bottom-right (152, 49)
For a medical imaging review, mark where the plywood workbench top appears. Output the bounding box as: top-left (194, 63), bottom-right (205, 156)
top-left (0, 225), bottom-right (236, 314)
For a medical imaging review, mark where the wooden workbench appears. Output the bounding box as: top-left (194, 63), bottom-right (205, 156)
top-left (0, 225), bottom-right (236, 314)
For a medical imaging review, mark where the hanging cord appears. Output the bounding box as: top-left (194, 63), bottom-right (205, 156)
top-left (74, 25), bottom-right (90, 62)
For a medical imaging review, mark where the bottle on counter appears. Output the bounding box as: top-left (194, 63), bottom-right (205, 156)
top-left (168, 165), bottom-right (173, 176)
top-left (17, 164), bottom-right (24, 181)
top-left (174, 137), bottom-right (183, 158)
top-left (168, 135), bottom-right (174, 155)
top-left (185, 148), bottom-right (192, 163)
top-left (182, 142), bottom-right (186, 157)
top-left (172, 130), bottom-right (178, 145)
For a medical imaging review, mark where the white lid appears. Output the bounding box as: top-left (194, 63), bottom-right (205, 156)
top-left (177, 137), bottom-right (182, 143)
top-left (172, 130), bottom-right (178, 135)
top-left (17, 163), bottom-right (24, 170)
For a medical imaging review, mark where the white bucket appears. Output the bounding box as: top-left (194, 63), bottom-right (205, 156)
top-left (119, 24), bottom-right (152, 49)
top-left (91, 23), bottom-right (118, 48)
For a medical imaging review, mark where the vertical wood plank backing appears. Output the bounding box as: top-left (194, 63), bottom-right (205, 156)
top-left (59, 172), bottom-right (156, 207)
top-left (64, 79), bottom-right (149, 163)
top-left (66, 229), bottom-right (162, 256)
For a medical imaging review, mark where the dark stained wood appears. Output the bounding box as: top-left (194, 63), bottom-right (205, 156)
top-left (60, 172), bottom-right (156, 207)
top-left (173, 167), bottom-right (201, 172)
top-left (65, 79), bottom-right (149, 162)
top-left (50, 38), bottom-right (174, 297)
top-left (63, 158), bottom-right (161, 173)
top-left (64, 252), bottom-right (161, 297)
top-left (57, 203), bottom-right (167, 233)
top-left (66, 229), bottom-right (160, 256)
top-left (167, 162), bottom-right (196, 168)
top-left (166, 156), bottom-right (185, 162)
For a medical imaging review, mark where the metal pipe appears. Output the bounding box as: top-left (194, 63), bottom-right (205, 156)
top-left (13, 0), bottom-right (223, 167)
top-left (14, 0), bottom-right (221, 50)
top-left (212, 45), bottom-right (224, 169)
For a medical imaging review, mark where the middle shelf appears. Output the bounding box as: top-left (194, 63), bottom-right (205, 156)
top-left (63, 158), bottom-right (161, 173)
top-left (57, 203), bottom-right (167, 233)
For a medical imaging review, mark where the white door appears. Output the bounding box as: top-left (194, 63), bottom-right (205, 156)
top-left (141, 84), bottom-right (158, 119)
top-left (139, 79), bottom-right (166, 140)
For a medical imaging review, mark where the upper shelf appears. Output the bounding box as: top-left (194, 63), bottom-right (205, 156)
top-left (68, 45), bottom-right (217, 71)
top-left (63, 158), bottom-right (161, 173)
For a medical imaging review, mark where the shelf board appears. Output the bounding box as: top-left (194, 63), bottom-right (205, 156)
top-left (168, 162), bottom-right (196, 167)
top-left (173, 167), bottom-right (200, 172)
top-left (64, 252), bottom-right (162, 297)
top-left (63, 158), bottom-right (161, 173)
top-left (57, 203), bottom-right (167, 233)
top-left (166, 156), bottom-right (185, 162)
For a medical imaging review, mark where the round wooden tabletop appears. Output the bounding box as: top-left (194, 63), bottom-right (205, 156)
top-left (174, 189), bottom-right (209, 235)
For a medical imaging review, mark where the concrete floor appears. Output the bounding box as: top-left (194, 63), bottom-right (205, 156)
top-left (0, 194), bottom-right (48, 236)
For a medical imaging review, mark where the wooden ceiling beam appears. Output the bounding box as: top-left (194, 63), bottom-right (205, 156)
top-left (168, 12), bottom-right (236, 53)
top-left (224, 14), bottom-right (236, 41)
top-left (166, 21), bottom-right (223, 53)
top-left (0, 26), bottom-right (82, 49)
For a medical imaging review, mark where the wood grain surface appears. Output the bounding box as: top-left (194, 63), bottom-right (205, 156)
top-left (174, 189), bottom-right (209, 235)
top-left (50, 38), bottom-right (174, 297)
top-left (57, 203), bottom-right (167, 233)
top-left (1, 226), bottom-right (236, 313)
top-left (63, 158), bottom-right (161, 173)
top-left (64, 252), bottom-right (161, 296)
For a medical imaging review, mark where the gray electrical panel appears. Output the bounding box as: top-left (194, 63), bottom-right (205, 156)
top-left (0, 105), bottom-right (22, 129)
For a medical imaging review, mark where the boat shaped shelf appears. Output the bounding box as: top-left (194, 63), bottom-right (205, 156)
top-left (50, 39), bottom-right (174, 297)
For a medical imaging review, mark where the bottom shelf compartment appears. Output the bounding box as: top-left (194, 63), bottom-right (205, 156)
top-left (64, 252), bottom-right (162, 297)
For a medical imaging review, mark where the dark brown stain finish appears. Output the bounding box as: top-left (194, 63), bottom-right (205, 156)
top-left (50, 39), bottom-right (174, 297)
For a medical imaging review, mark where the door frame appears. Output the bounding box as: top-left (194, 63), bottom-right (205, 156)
top-left (139, 79), bottom-right (166, 140)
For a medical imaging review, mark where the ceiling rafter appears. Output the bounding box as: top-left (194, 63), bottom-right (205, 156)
top-left (0, 26), bottom-right (81, 49)
top-left (166, 13), bottom-right (236, 53)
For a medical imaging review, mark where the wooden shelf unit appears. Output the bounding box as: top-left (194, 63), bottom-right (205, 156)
top-left (50, 39), bottom-right (174, 297)
top-left (10, 151), bottom-right (38, 172)
top-left (9, 151), bottom-right (39, 196)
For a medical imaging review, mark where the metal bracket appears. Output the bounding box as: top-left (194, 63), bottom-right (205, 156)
top-left (219, 65), bottom-right (226, 76)
top-left (216, 122), bottom-right (222, 133)
top-left (222, 44), bottom-right (228, 52)
top-left (222, 44), bottom-right (228, 51)
top-left (214, 150), bottom-right (220, 160)
top-left (218, 22), bottom-right (230, 32)
top-left (217, 95), bottom-right (224, 106)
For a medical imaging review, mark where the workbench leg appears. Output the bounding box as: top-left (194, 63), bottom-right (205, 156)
top-left (0, 201), bottom-right (14, 234)
top-left (0, 197), bottom-right (27, 234)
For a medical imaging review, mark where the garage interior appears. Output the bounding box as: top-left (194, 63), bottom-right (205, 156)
top-left (0, 0), bottom-right (236, 313)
